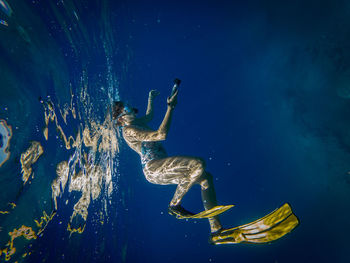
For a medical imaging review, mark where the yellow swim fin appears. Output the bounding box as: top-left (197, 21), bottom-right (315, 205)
top-left (170, 205), bottom-right (234, 219)
top-left (211, 203), bottom-right (299, 244)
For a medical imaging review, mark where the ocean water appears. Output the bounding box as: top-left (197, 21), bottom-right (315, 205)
top-left (1, 0), bottom-right (350, 262)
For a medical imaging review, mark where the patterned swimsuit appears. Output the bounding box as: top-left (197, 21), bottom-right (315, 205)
top-left (140, 141), bottom-right (167, 168)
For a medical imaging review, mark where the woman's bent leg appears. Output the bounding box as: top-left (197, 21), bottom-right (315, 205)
top-left (143, 156), bottom-right (222, 232)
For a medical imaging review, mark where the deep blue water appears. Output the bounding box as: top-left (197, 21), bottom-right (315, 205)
top-left (1, 0), bottom-right (350, 262)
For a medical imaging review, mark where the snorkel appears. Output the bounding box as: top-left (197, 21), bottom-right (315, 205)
top-left (171, 78), bottom-right (181, 96)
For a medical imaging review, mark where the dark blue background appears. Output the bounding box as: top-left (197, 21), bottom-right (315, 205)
top-left (1, 0), bottom-right (350, 262)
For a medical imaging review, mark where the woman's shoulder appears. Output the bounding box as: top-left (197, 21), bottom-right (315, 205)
top-left (122, 124), bottom-right (151, 138)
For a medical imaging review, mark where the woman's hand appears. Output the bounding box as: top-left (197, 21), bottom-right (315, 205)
top-left (149, 90), bottom-right (160, 99)
top-left (167, 89), bottom-right (178, 109)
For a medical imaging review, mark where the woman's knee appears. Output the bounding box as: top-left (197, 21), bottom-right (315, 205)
top-left (198, 172), bottom-right (213, 189)
top-left (191, 158), bottom-right (205, 171)
top-left (189, 158), bottom-right (205, 181)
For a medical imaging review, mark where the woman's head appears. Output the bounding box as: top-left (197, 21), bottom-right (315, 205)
top-left (112, 101), bottom-right (138, 126)
top-left (112, 101), bottom-right (125, 120)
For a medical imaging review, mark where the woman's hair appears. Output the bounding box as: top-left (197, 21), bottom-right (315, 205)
top-left (112, 101), bottom-right (124, 120)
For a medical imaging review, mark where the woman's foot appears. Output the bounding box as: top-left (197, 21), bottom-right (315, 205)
top-left (168, 205), bottom-right (194, 218)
